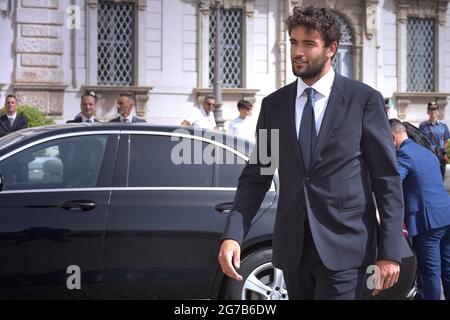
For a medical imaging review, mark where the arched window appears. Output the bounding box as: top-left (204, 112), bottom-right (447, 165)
top-left (332, 14), bottom-right (353, 79)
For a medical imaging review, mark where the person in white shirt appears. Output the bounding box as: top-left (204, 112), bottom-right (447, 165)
top-left (181, 95), bottom-right (216, 130)
top-left (227, 99), bottom-right (256, 142)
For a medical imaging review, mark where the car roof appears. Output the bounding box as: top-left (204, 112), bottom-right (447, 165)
top-left (0, 123), bottom-right (253, 156)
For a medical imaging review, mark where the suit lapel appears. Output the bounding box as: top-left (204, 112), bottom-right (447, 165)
top-left (310, 74), bottom-right (346, 167)
top-left (285, 80), bottom-right (306, 171)
top-left (0, 116), bottom-right (11, 131)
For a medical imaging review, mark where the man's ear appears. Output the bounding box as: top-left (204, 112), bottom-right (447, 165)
top-left (327, 41), bottom-right (338, 58)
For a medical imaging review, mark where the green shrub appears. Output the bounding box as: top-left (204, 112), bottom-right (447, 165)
top-left (1, 105), bottom-right (55, 128)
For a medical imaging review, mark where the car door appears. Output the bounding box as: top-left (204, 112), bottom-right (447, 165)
top-left (103, 130), bottom-right (276, 299)
top-left (0, 133), bottom-right (118, 299)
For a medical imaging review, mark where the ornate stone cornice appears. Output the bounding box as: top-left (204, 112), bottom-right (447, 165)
top-left (137, 0), bottom-right (147, 11)
top-left (194, 87), bottom-right (259, 105)
top-left (395, 0), bottom-right (449, 25)
top-left (87, 0), bottom-right (146, 11)
top-left (199, 0), bottom-right (255, 16)
top-left (394, 92), bottom-right (450, 119)
top-left (86, 0), bottom-right (98, 9)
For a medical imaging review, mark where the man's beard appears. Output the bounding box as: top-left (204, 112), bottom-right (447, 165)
top-left (292, 53), bottom-right (328, 80)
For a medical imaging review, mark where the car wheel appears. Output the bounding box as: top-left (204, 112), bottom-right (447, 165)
top-left (222, 248), bottom-right (289, 300)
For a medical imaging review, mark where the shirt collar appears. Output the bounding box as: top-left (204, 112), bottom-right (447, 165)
top-left (428, 119), bottom-right (440, 125)
top-left (296, 67), bottom-right (335, 99)
top-left (81, 115), bottom-right (95, 122)
top-left (120, 115), bottom-right (133, 122)
top-left (7, 113), bottom-right (17, 120)
top-left (200, 106), bottom-right (212, 118)
top-left (398, 138), bottom-right (410, 150)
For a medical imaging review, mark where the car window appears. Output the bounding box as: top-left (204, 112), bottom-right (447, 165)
top-left (0, 135), bottom-right (108, 190)
top-left (216, 147), bottom-right (246, 188)
top-left (128, 134), bottom-right (213, 187)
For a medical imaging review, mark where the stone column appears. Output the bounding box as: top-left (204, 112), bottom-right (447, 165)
top-left (13, 0), bottom-right (66, 116)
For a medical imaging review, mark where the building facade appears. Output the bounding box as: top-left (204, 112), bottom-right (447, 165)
top-left (0, 0), bottom-right (449, 127)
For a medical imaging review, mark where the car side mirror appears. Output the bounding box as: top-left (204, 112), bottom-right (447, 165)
top-left (0, 174), bottom-right (3, 192)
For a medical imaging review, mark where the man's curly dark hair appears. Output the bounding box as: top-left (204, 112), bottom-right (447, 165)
top-left (286, 6), bottom-right (341, 48)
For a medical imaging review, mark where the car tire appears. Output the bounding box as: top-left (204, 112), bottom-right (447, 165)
top-left (222, 248), bottom-right (289, 300)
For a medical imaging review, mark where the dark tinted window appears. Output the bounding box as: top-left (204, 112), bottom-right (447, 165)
top-left (217, 148), bottom-right (246, 188)
top-left (0, 135), bottom-right (108, 190)
top-left (128, 134), bottom-right (213, 187)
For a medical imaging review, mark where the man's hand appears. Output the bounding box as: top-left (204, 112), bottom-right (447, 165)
top-left (372, 260), bottom-right (400, 296)
top-left (218, 239), bottom-right (243, 281)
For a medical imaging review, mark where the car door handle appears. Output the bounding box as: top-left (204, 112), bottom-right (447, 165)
top-left (214, 202), bottom-right (234, 214)
top-left (60, 200), bottom-right (97, 212)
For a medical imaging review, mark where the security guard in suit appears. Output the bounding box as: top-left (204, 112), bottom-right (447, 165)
top-left (0, 94), bottom-right (29, 138)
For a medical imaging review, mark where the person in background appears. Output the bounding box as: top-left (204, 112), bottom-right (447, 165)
top-left (390, 119), bottom-right (450, 300)
top-left (109, 93), bottom-right (146, 123)
top-left (0, 94), bottom-right (29, 137)
top-left (181, 95), bottom-right (216, 130)
top-left (227, 99), bottom-right (256, 143)
top-left (419, 101), bottom-right (450, 179)
top-left (384, 98), bottom-right (391, 118)
top-left (67, 91), bottom-right (100, 123)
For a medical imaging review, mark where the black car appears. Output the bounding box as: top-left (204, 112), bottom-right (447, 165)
top-left (0, 124), bottom-right (416, 299)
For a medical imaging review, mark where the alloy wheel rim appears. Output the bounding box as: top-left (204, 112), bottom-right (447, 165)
top-left (241, 262), bottom-right (288, 300)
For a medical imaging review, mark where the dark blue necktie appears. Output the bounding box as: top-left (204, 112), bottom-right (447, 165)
top-left (298, 87), bottom-right (317, 170)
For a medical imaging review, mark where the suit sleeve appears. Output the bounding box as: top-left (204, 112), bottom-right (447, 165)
top-left (361, 91), bottom-right (404, 264)
top-left (20, 116), bottom-right (29, 130)
top-left (396, 149), bottom-right (411, 182)
top-left (221, 98), bottom-right (274, 245)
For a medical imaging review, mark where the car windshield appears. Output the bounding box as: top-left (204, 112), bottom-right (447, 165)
top-left (0, 125), bottom-right (69, 152)
top-left (0, 131), bottom-right (27, 151)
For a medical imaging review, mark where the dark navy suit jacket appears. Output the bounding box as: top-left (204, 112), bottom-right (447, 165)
top-left (396, 138), bottom-right (450, 237)
top-left (222, 73), bottom-right (405, 272)
top-left (66, 116), bottom-right (100, 123)
top-left (0, 114), bottom-right (29, 137)
top-left (109, 116), bottom-right (146, 123)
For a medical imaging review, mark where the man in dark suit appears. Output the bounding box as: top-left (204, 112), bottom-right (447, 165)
top-left (109, 93), bottom-right (146, 123)
top-left (67, 91), bottom-right (101, 123)
top-left (218, 6), bottom-right (404, 299)
top-left (0, 94), bottom-right (29, 138)
top-left (390, 119), bottom-right (450, 300)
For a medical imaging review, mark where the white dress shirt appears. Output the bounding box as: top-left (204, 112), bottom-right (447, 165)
top-left (227, 116), bottom-right (257, 142)
top-left (8, 113), bottom-right (16, 125)
top-left (295, 68), bottom-right (335, 138)
top-left (186, 107), bottom-right (216, 130)
top-left (120, 115), bottom-right (133, 123)
top-left (81, 115), bottom-right (95, 123)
